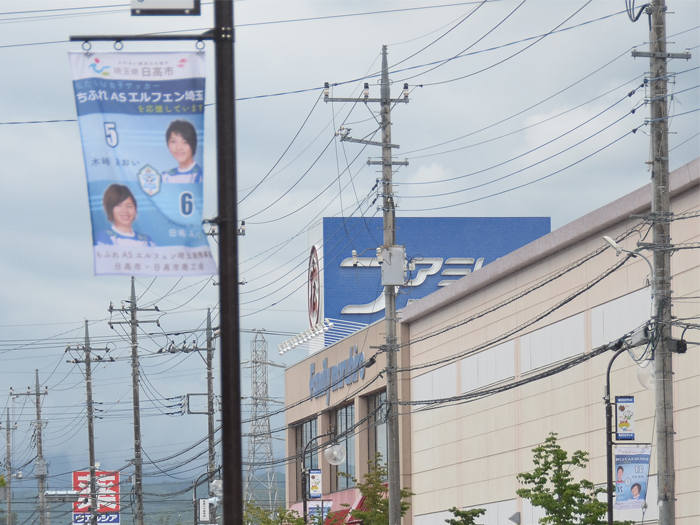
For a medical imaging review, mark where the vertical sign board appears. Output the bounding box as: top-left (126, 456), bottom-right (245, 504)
top-left (320, 217), bottom-right (551, 326)
top-left (198, 499), bottom-right (210, 522)
top-left (309, 469), bottom-right (322, 499)
top-left (131, 0), bottom-right (200, 16)
top-left (615, 396), bottom-right (635, 440)
top-left (73, 471), bottom-right (120, 524)
top-left (614, 445), bottom-right (651, 509)
top-left (69, 52), bottom-right (216, 277)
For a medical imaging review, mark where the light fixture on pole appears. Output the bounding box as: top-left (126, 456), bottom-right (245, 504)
top-left (603, 236), bottom-right (654, 289)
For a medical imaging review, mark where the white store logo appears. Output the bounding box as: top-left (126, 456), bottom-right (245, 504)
top-left (339, 256), bottom-right (484, 314)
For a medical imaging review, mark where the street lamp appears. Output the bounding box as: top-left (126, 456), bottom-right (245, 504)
top-left (301, 429), bottom-right (346, 524)
top-left (604, 343), bottom-right (627, 525)
top-left (603, 236), bottom-right (655, 295)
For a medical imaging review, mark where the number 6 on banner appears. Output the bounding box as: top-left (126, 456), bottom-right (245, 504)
top-left (104, 123), bottom-right (118, 147)
top-left (180, 192), bottom-right (194, 216)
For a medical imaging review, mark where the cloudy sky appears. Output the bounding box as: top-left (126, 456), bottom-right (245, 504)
top-left (0, 0), bottom-right (698, 515)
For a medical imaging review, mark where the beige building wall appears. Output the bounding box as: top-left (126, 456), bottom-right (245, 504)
top-left (285, 319), bottom-right (413, 525)
top-left (402, 158), bottom-right (699, 525)
top-left (283, 158), bottom-right (698, 525)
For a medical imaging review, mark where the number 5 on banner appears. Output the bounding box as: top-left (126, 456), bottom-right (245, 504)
top-left (104, 123), bottom-right (118, 147)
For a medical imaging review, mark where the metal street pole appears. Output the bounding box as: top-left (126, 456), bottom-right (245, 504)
top-left (604, 346), bottom-right (627, 525)
top-left (213, 3), bottom-right (243, 525)
top-left (300, 431), bottom-right (334, 525)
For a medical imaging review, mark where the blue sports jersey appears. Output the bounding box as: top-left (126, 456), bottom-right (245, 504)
top-left (162, 163), bottom-right (203, 184)
top-left (95, 228), bottom-right (156, 247)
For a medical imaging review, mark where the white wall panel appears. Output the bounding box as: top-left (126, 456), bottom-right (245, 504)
top-left (520, 314), bottom-right (585, 374)
top-left (412, 363), bottom-right (456, 404)
top-left (460, 340), bottom-right (515, 394)
top-left (591, 287), bottom-right (652, 348)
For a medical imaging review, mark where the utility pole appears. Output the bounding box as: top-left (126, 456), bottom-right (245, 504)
top-left (34, 372), bottom-right (47, 525)
top-left (67, 321), bottom-right (111, 525)
top-left (109, 277), bottom-right (160, 525)
top-left (175, 310), bottom-right (219, 482)
top-left (630, 3), bottom-right (691, 523)
top-left (4, 410), bottom-right (13, 525)
top-left (12, 375), bottom-right (48, 525)
top-left (12, 370), bottom-right (49, 525)
top-left (206, 309), bottom-right (217, 484)
top-left (325, 46), bottom-right (409, 525)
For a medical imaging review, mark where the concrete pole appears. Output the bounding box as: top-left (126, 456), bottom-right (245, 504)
top-left (648, 1), bottom-right (675, 523)
top-left (35, 371), bottom-right (47, 525)
top-left (6, 411), bottom-right (10, 525)
top-left (381, 44), bottom-right (401, 525)
top-left (130, 277), bottom-right (145, 525)
top-left (206, 309), bottom-right (216, 483)
top-left (84, 322), bottom-right (99, 525)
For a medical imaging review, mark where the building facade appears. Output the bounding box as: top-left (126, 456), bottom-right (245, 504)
top-left (284, 158), bottom-right (699, 525)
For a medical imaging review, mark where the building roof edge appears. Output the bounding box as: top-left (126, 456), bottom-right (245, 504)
top-left (399, 157), bottom-right (699, 324)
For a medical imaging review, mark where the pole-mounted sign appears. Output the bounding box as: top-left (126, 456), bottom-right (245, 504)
top-left (131, 0), bottom-right (200, 16)
top-left (615, 396), bottom-right (635, 440)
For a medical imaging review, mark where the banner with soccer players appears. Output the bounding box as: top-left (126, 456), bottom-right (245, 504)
top-left (73, 470), bottom-right (120, 524)
top-left (614, 445), bottom-right (651, 510)
top-left (69, 51), bottom-right (216, 276)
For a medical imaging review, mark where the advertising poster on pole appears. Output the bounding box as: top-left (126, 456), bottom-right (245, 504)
top-left (309, 469), bottom-right (322, 499)
top-left (615, 396), bottom-right (635, 440)
top-left (69, 51), bottom-right (216, 277)
top-left (614, 445), bottom-right (651, 510)
top-left (73, 470), bottom-right (120, 524)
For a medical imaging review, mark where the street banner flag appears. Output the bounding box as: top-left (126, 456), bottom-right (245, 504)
top-left (615, 395), bottom-right (635, 440)
top-left (309, 468), bottom-right (322, 499)
top-left (614, 445), bottom-right (651, 510)
top-left (73, 470), bottom-right (120, 524)
top-left (69, 51), bottom-right (216, 276)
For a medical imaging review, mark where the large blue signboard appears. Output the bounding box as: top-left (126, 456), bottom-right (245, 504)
top-left (320, 217), bottom-right (550, 326)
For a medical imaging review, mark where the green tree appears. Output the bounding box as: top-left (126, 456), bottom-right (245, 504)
top-left (445, 507), bottom-right (486, 525)
top-left (244, 501), bottom-right (307, 525)
top-left (342, 453), bottom-right (413, 525)
top-left (516, 432), bottom-right (633, 525)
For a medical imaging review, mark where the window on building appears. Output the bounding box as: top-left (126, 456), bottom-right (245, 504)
top-left (295, 417), bottom-right (317, 501)
top-left (331, 404), bottom-right (355, 492)
top-left (367, 390), bottom-right (387, 465)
